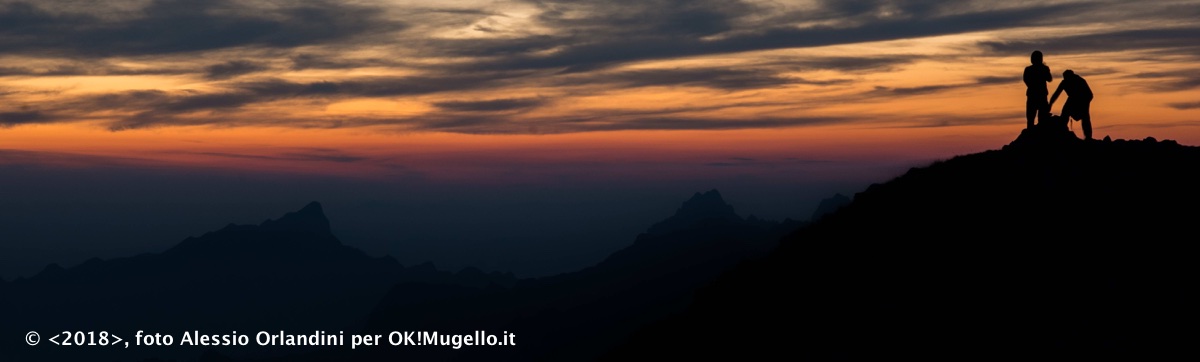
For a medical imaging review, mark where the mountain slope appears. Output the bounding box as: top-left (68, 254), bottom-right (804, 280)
top-left (605, 132), bottom-right (1199, 360)
top-left (326, 190), bottom-right (803, 362)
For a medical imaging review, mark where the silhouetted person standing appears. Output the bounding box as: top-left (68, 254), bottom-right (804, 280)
top-left (1024, 51), bottom-right (1052, 129)
top-left (1050, 69), bottom-right (1094, 140)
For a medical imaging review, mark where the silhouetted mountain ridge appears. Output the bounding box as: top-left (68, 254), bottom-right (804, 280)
top-left (258, 201), bottom-right (332, 234)
top-left (606, 134), bottom-right (1199, 360)
top-left (163, 201), bottom-right (355, 260)
top-left (644, 189), bottom-right (741, 235)
top-left (300, 190), bottom-right (806, 362)
top-left (810, 193), bottom-right (851, 221)
top-left (3, 202), bottom-right (513, 362)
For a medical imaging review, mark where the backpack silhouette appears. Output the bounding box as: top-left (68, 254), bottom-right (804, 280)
top-left (1039, 113), bottom-right (1068, 132)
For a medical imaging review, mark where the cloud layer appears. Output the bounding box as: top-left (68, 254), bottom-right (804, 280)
top-left (1, 0), bottom-right (1196, 132)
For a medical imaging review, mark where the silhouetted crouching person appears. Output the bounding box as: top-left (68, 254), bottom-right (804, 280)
top-left (1024, 51), bottom-right (1052, 129)
top-left (1050, 70), bottom-right (1094, 140)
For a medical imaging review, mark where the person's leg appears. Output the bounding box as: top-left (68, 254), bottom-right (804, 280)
top-left (1026, 98), bottom-right (1037, 129)
top-left (1082, 115), bottom-right (1092, 140)
top-left (1038, 102), bottom-right (1050, 127)
top-left (1081, 102), bottom-right (1093, 140)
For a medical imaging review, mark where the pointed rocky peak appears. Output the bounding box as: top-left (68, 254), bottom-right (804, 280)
top-left (165, 202), bottom-right (338, 256)
top-left (645, 189), bottom-right (742, 235)
top-left (676, 189), bottom-right (739, 220)
top-left (259, 201), bottom-right (331, 234)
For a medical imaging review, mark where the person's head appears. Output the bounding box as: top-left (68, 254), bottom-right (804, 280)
top-left (1031, 50), bottom-right (1043, 65)
top-left (1063, 69), bottom-right (1075, 78)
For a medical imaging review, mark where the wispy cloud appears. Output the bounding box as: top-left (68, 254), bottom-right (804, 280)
top-left (204, 60), bottom-right (269, 80)
top-left (1129, 69), bottom-right (1200, 92)
top-left (1167, 101), bottom-right (1200, 110)
top-left (979, 26), bottom-right (1200, 56)
top-left (0, 0), bottom-right (404, 57)
top-left (861, 76), bottom-right (1023, 99)
top-left (185, 150), bottom-right (367, 163)
top-left (433, 98), bottom-right (548, 112)
top-left (0, 111), bottom-right (48, 126)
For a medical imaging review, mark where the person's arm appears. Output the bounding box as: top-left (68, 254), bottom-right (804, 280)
top-left (1048, 81), bottom-right (1065, 106)
top-left (1045, 67), bottom-right (1052, 83)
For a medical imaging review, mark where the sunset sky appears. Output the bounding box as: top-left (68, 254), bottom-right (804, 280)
top-left (2, 0), bottom-right (1198, 277)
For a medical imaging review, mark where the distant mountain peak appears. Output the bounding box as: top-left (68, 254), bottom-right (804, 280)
top-left (687, 189), bottom-right (723, 202)
top-left (259, 201), bottom-right (331, 234)
top-left (675, 189), bottom-right (736, 218)
top-left (163, 201), bottom-right (336, 256)
top-left (645, 189), bottom-right (741, 235)
top-left (811, 193), bottom-right (852, 222)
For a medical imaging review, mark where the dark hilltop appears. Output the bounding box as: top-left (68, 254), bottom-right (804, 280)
top-left (606, 129), bottom-right (1199, 360)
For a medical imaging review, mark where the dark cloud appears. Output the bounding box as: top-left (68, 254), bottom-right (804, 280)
top-left (705, 157), bottom-right (834, 167)
top-left (595, 68), bottom-right (795, 90)
top-left (232, 73), bottom-right (530, 98)
top-left (0, 0), bottom-right (405, 56)
top-left (42, 89), bottom-right (274, 129)
top-left (91, 72), bottom-right (521, 107)
top-left (1097, 120), bottom-right (1200, 131)
top-left (61, 89), bottom-right (254, 115)
top-left (0, 148), bottom-right (163, 168)
top-left (527, 0), bottom-right (756, 38)
top-left (805, 0), bottom-right (959, 20)
top-left (416, 116), bottom-right (511, 131)
top-left (459, 1), bottom-right (1085, 72)
top-left (433, 35), bottom-right (564, 59)
top-left (1155, 78), bottom-right (1200, 92)
top-left (204, 60), bottom-right (268, 80)
top-left (259, 111), bottom-right (854, 135)
top-left (540, 116), bottom-right (851, 133)
top-left (220, 72), bottom-right (535, 101)
top-left (860, 113), bottom-right (1018, 129)
top-left (0, 63), bottom-right (187, 77)
top-left (553, 65), bottom-right (857, 91)
top-left (531, 100), bottom-right (801, 121)
top-left (1129, 70), bottom-right (1200, 92)
top-left (1167, 101), bottom-right (1200, 110)
top-left (161, 92), bottom-right (260, 112)
top-left (289, 54), bottom-right (395, 71)
top-left (1158, 80), bottom-right (1200, 93)
top-left (0, 111), bottom-right (47, 126)
top-left (974, 76), bottom-right (1022, 85)
top-left (187, 151), bottom-right (367, 163)
top-left (21, 71), bottom-right (536, 129)
top-left (979, 26), bottom-right (1200, 56)
top-left (415, 7), bottom-right (500, 16)
top-left (785, 56), bottom-right (922, 73)
top-left (864, 75), bottom-right (1021, 98)
top-left (869, 84), bottom-right (957, 96)
top-left (433, 98), bottom-right (548, 112)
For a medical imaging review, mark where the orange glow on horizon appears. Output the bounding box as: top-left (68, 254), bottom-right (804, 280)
top-left (0, 121), bottom-right (1038, 184)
